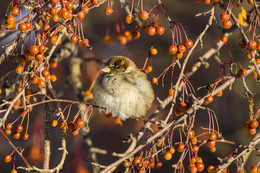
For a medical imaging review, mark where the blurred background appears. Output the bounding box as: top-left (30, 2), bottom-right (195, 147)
top-left (0, 0), bottom-right (259, 172)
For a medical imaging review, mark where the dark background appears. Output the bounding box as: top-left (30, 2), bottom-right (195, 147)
top-left (0, 0), bottom-right (259, 172)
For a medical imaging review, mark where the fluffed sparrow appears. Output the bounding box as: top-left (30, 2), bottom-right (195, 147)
top-left (93, 56), bottom-right (154, 120)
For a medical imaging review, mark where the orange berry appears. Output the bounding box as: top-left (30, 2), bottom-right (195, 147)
top-left (164, 152), bottom-right (172, 160)
top-left (16, 124), bottom-right (23, 132)
top-left (37, 79), bottom-right (45, 88)
top-left (4, 154), bottom-right (12, 163)
top-left (25, 51), bottom-right (34, 60)
top-left (91, 0), bottom-right (99, 5)
top-left (35, 52), bottom-right (44, 61)
top-left (72, 129), bottom-right (79, 136)
top-left (146, 66), bottom-right (153, 72)
top-left (43, 23), bottom-right (50, 32)
top-left (4, 129), bottom-right (11, 136)
top-left (196, 162), bottom-right (205, 172)
top-left (223, 20), bottom-right (232, 29)
top-left (250, 120), bottom-right (259, 128)
top-left (239, 68), bottom-right (247, 77)
top-left (66, 2), bottom-right (74, 10)
top-left (156, 25), bottom-right (165, 35)
top-left (147, 26), bottom-right (156, 36)
top-left (176, 51), bottom-right (183, 59)
top-left (184, 39), bottom-right (193, 48)
top-left (139, 11), bottom-right (149, 20)
top-left (152, 77), bottom-right (158, 84)
top-left (150, 48), bottom-right (158, 55)
top-left (249, 128), bottom-right (256, 135)
top-left (169, 45), bottom-right (177, 54)
top-left (207, 165), bottom-right (215, 172)
top-left (16, 65), bottom-right (24, 74)
top-left (168, 88), bottom-right (174, 96)
top-left (220, 12), bottom-right (229, 21)
top-left (132, 30), bottom-right (141, 39)
top-left (50, 59), bottom-right (58, 68)
top-left (221, 35), bottom-right (228, 43)
top-left (70, 35), bottom-right (78, 43)
top-left (210, 145), bottom-right (217, 152)
top-left (207, 139), bottom-right (216, 148)
top-left (22, 133), bottom-right (29, 140)
top-left (124, 161), bottom-right (131, 167)
top-left (248, 40), bottom-right (257, 50)
top-left (77, 11), bottom-right (85, 19)
top-left (39, 45), bottom-right (48, 53)
top-left (50, 0), bottom-right (58, 4)
top-left (244, 121), bottom-right (250, 130)
top-left (191, 137), bottom-right (198, 145)
top-left (103, 35), bottom-right (112, 43)
top-left (156, 139), bottom-right (163, 147)
top-left (177, 44), bottom-right (186, 53)
top-left (204, 0), bottom-right (211, 4)
top-left (50, 7), bottom-right (58, 15)
top-left (189, 130), bottom-right (195, 139)
top-left (76, 119), bottom-right (85, 128)
top-left (42, 69), bottom-right (50, 77)
top-left (5, 123), bottom-right (13, 130)
top-left (156, 160), bottom-right (162, 168)
top-left (53, 14), bottom-right (59, 22)
top-left (104, 7), bottom-right (113, 15)
top-left (52, 120), bottom-right (58, 127)
top-left (61, 8), bottom-right (69, 19)
top-left (252, 71), bottom-right (257, 79)
top-left (51, 75), bottom-right (57, 82)
top-left (13, 131), bottom-right (21, 139)
top-left (206, 95), bottom-right (213, 103)
top-left (216, 90), bottom-right (223, 97)
top-left (18, 23), bottom-right (27, 32)
top-left (11, 170), bottom-right (17, 173)
top-left (177, 142), bottom-right (185, 152)
top-left (11, 7), bottom-right (19, 16)
top-left (6, 15), bottom-right (15, 24)
top-left (169, 146), bottom-right (175, 154)
top-left (251, 165), bottom-right (259, 173)
top-left (29, 45), bottom-right (39, 55)
top-left (125, 15), bottom-right (133, 24)
top-left (209, 132), bottom-right (217, 140)
top-left (50, 35), bottom-right (57, 44)
top-left (32, 76), bottom-right (39, 84)
top-left (133, 157), bottom-right (142, 166)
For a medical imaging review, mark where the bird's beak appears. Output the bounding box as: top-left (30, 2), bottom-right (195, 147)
top-left (101, 67), bottom-right (111, 73)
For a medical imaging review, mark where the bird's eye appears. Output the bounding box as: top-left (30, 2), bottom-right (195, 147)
top-left (114, 65), bottom-right (120, 69)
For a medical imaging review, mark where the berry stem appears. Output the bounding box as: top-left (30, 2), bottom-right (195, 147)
top-left (130, 0), bottom-right (134, 15)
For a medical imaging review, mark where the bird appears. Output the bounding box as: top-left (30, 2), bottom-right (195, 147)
top-left (93, 56), bottom-right (154, 120)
